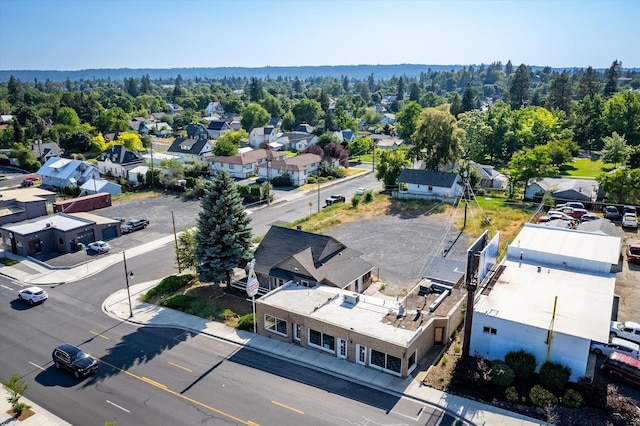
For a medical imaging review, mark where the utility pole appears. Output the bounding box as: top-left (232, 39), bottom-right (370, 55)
top-left (172, 211), bottom-right (181, 273)
top-left (150, 143), bottom-right (154, 190)
top-left (123, 251), bottom-right (133, 318)
top-left (317, 176), bottom-right (320, 214)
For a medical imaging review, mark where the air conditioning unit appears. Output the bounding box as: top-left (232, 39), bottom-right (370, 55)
top-left (343, 293), bottom-right (360, 305)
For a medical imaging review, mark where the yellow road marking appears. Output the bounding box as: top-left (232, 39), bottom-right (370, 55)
top-left (90, 331), bottom-right (109, 340)
top-left (97, 359), bottom-right (258, 425)
top-left (142, 376), bottom-right (168, 389)
top-left (272, 400), bottom-right (304, 415)
top-left (168, 361), bottom-right (192, 372)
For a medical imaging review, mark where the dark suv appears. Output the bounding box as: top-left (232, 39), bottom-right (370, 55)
top-left (52, 344), bottom-right (98, 378)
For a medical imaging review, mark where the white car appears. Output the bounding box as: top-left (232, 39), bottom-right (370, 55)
top-left (355, 187), bottom-right (367, 195)
top-left (87, 241), bottom-right (110, 253)
top-left (621, 213), bottom-right (638, 228)
top-left (591, 337), bottom-right (640, 358)
top-left (611, 321), bottom-right (640, 344)
top-left (18, 286), bottom-right (48, 305)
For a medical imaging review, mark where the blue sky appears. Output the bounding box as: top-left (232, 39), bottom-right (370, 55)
top-left (1, 0), bottom-right (638, 71)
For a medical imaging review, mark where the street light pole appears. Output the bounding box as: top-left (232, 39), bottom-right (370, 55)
top-left (123, 251), bottom-right (133, 318)
top-left (317, 175), bottom-right (320, 214)
top-left (266, 161), bottom-right (271, 207)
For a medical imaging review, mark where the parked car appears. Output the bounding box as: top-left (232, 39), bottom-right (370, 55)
top-left (622, 213), bottom-right (638, 229)
top-left (601, 351), bottom-right (640, 387)
top-left (627, 243), bottom-right (640, 263)
top-left (325, 195), bottom-right (346, 206)
top-left (623, 206), bottom-right (637, 215)
top-left (255, 177), bottom-right (267, 184)
top-left (52, 343), bottom-right (99, 378)
top-left (87, 240), bottom-right (110, 253)
top-left (591, 337), bottom-right (640, 358)
top-left (121, 219), bottom-right (149, 233)
top-left (581, 213), bottom-right (601, 222)
top-left (557, 206), bottom-right (588, 219)
top-left (611, 321), bottom-right (640, 344)
top-left (18, 286), bottom-right (48, 305)
top-left (604, 206), bottom-right (621, 220)
top-left (538, 211), bottom-right (578, 227)
top-left (20, 179), bottom-right (34, 187)
top-left (556, 202), bottom-right (585, 210)
top-left (355, 187), bottom-right (367, 195)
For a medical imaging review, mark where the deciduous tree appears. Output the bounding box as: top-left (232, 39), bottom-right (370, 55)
top-left (292, 98), bottom-right (323, 126)
top-left (240, 103), bottom-right (270, 131)
top-left (505, 146), bottom-right (557, 198)
top-left (195, 170), bottom-right (253, 290)
top-left (601, 132), bottom-right (630, 167)
top-left (375, 149), bottom-right (410, 188)
top-left (395, 101), bottom-right (422, 142)
top-left (410, 107), bottom-right (463, 170)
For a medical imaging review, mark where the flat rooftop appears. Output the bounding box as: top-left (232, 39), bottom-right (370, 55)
top-left (474, 259), bottom-right (615, 343)
top-left (258, 282), bottom-right (464, 346)
top-left (1, 213), bottom-right (94, 234)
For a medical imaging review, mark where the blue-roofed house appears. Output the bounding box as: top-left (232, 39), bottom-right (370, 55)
top-left (395, 169), bottom-right (463, 205)
top-left (36, 157), bottom-right (100, 189)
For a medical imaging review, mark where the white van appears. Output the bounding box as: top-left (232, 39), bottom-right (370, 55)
top-left (591, 337), bottom-right (640, 359)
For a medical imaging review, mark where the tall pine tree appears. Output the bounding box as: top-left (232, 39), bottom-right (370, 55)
top-left (195, 170), bottom-right (253, 290)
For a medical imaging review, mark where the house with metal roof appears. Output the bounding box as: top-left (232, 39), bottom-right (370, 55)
top-left (395, 169), bottom-right (463, 205)
top-left (36, 157), bottom-right (100, 188)
top-left (470, 224), bottom-right (621, 381)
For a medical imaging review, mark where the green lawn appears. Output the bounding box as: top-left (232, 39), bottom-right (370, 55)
top-left (559, 158), bottom-right (615, 178)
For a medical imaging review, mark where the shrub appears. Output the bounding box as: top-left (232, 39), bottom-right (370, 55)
top-left (3, 374), bottom-right (28, 405)
top-left (562, 389), bottom-right (584, 408)
top-left (215, 308), bottom-right (236, 321)
top-left (351, 197), bottom-right (361, 208)
top-left (453, 345), bottom-right (461, 354)
top-left (237, 313), bottom-right (254, 330)
top-left (160, 294), bottom-right (198, 311)
top-left (143, 274), bottom-right (196, 301)
top-left (363, 191), bottom-right (374, 203)
top-left (529, 385), bottom-right (558, 407)
top-left (539, 361), bottom-right (571, 393)
top-left (490, 360), bottom-right (515, 387)
top-left (504, 349), bottom-right (537, 380)
top-left (505, 386), bottom-right (519, 402)
top-left (441, 354), bottom-right (448, 366)
top-left (12, 401), bottom-right (31, 416)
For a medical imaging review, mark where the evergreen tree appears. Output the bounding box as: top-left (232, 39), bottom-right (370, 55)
top-left (546, 71), bottom-right (573, 113)
top-left (125, 77), bottom-right (138, 97)
top-left (195, 170), bottom-right (253, 290)
top-left (409, 82), bottom-right (421, 102)
top-left (509, 64), bottom-right (531, 109)
top-left (505, 60), bottom-right (513, 75)
top-left (449, 93), bottom-right (463, 117)
top-left (578, 66), bottom-right (600, 99)
top-left (604, 60), bottom-right (621, 97)
top-left (248, 77), bottom-right (265, 102)
top-left (342, 75), bottom-right (350, 93)
top-left (367, 73), bottom-right (376, 92)
top-left (396, 76), bottom-right (405, 100)
top-left (461, 83), bottom-right (475, 112)
top-left (140, 74), bottom-right (152, 94)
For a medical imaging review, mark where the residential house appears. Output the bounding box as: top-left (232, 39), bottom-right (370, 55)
top-left (209, 149), bottom-right (286, 179)
top-left (205, 101), bottom-right (224, 116)
top-left (0, 187), bottom-right (54, 225)
top-left (80, 178), bottom-right (121, 196)
top-left (36, 157), bottom-right (100, 189)
top-left (374, 137), bottom-right (404, 151)
top-left (252, 225), bottom-right (374, 294)
top-left (206, 120), bottom-right (232, 139)
top-left (256, 153), bottom-right (324, 186)
top-left (0, 212), bottom-right (121, 257)
top-left (248, 126), bottom-right (277, 148)
top-left (395, 169), bottom-right (463, 205)
top-left (31, 141), bottom-right (63, 163)
top-left (96, 145), bottom-right (144, 178)
top-left (294, 123), bottom-right (314, 133)
top-left (470, 224), bottom-right (621, 381)
top-left (167, 103), bottom-right (184, 116)
top-left (524, 178), bottom-right (599, 205)
top-left (381, 113), bottom-right (396, 125)
top-left (151, 122), bottom-right (173, 137)
top-left (275, 132), bottom-right (318, 151)
top-left (167, 123), bottom-right (212, 164)
top-left (268, 117), bottom-right (282, 129)
top-left (141, 151), bottom-right (183, 165)
top-left (129, 118), bottom-right (153, 135)
top-left (127, 165), bottom-right (149, 185)
top-left (445, 160), bottom-right (509, 189)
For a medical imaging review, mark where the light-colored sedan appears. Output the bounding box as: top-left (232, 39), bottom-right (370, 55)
top-left (87, 240), bottom-right (110, 253)
top-left (591, 337), bottom-right (640, 358)
top-left (18, 286), bottom-right (49, 305)
top-left (355, 187), bottom-right (367, 195)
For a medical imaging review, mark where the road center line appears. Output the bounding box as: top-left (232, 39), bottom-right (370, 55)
top-left (106, 400), bottom-right (130, 413)
top-left (272, 400), bottom-right (305, 415)
top-left (168, 361), bottom-right (192, 372)
top-left (90, 331), bottom-right (109, 340)
top-left (96, 358), bottom-right (256, 425)
top-left (28, 361), bottom-right (46, 371)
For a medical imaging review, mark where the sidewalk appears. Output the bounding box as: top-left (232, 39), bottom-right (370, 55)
top-left (0, 386), bottom-right (71, 426)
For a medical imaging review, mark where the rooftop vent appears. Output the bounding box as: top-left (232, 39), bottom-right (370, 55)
top-left (343, 293), bottom-right (360, 305)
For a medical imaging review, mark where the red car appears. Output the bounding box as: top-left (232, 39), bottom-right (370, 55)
top-left (628, 244), bottom-right (640, 264)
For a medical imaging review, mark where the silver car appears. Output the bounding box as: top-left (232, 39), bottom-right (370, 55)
top-left (88, 240), bottom-right (111, 253)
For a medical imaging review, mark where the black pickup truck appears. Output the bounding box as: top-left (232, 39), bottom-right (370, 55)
top-left (121, 219), bottom-right (149, 233)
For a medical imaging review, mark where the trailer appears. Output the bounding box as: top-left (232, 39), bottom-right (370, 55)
top-left (53, 192), bottom-right (112, 213)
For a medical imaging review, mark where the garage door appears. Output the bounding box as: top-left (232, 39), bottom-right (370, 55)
top-left (102, 227), bottom-right (117, 241)
top-left (77, 230), bottom-right (95, 245)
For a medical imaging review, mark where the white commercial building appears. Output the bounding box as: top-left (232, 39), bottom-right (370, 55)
top-left (470, 224), bottom-right (620, 381)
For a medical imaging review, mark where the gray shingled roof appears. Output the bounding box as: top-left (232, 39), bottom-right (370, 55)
top-left (253, 226), bottom-right (374, 288)
top-left (397, 169), bottom-right (459, 187)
